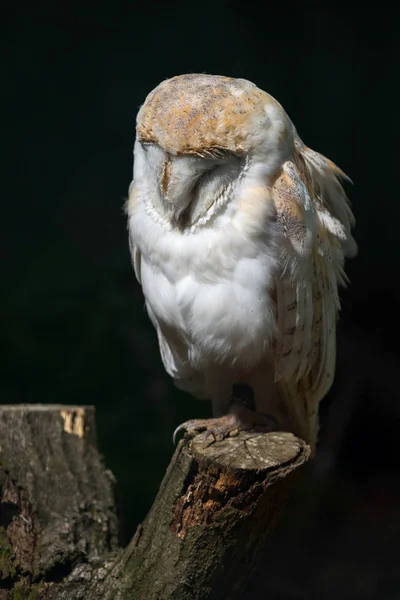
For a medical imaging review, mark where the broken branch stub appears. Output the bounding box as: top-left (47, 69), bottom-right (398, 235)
top-left (102, 431), bottom-right (310, 600)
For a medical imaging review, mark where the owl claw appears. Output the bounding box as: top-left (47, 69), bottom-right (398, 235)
top-left (173, 422), bottom-right (190, 445)
top-left (173, 418), bottom-right (215, 445)
top-left (173, 406), bottom-right (278, 447)
top-left (202, 421), bottom-right (241, 448)
top-left (172, 424), bottom-right (183, 446)
top-left (173, 415), bottom-right (240, 446)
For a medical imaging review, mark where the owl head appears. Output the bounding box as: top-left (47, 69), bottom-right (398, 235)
top-left (133, 74), bottom-right (295, 228)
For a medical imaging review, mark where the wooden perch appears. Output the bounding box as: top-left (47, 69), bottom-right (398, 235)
top-left (0, 406), bottom-right (310, 599)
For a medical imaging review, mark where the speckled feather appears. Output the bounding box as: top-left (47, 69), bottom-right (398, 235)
top-left (136, 74), bottom-right (290, 156)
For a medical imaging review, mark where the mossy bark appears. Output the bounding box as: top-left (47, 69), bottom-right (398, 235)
top-left (0, 406), bottom-right (310, 599)
top-left (94, 431), bottom-right (310, 600)
top-left (0, 405), bottom-right (119, 599)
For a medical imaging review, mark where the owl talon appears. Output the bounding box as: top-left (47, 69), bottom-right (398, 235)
top-left (173, 421), bottom-right (197, 445)
top-left (173, 418), bottom-right (214, 444)
top-left (202, 422), bottom-right (241, 448)
top-left (173, 405), bottom-right (277, 447)
top-left (173, 415), bottom-right (238, 445)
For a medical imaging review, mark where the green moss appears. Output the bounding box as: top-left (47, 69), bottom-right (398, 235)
top-left (12, 585), bottom-right (26, 600)
top-left (0, 526), bottom-right (10, 548)
top-left (0, 527), bottom-right (46, 597)
top-left (0, 526), bottom-right (16, 580)
top-left (13, 581), bottom-right (45, 600)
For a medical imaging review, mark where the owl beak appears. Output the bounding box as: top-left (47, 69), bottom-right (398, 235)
top-left (158, 156), bottom-right (194, 224)
top-left (160, 158), bottom-right (171, 199)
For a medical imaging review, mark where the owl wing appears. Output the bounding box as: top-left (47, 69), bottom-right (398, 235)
top-left (272, 137), bottom-right (357, 449)
top-left (128, 227), bottom-right (142, 284)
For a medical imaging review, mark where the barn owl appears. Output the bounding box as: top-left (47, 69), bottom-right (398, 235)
top-left (127, 74), bottom-right (357, 453)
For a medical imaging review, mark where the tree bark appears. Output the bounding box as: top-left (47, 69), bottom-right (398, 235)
top-left (0, 405), bottom-right (120, 599)
top-left (0, 406), bottom-right (310, 599)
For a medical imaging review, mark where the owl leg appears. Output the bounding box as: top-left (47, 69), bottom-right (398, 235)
top-left (173, 383), bottom-right (277, 447)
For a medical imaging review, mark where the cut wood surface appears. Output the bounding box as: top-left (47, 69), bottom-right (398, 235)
top-left (0, 405), bottom-right (310, 599)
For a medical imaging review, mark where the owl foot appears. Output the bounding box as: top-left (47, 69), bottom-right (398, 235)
top-left (173, 390), bottom-right (277, 448)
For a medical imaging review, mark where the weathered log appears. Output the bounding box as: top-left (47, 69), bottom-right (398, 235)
top-left (95, 430), bottom-right (310, 600)
top-left (0, 406), bottom-right (310, 599)
top-left (0, 404), bottom-right (119, 599)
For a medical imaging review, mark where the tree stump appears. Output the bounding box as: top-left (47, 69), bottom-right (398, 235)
top-left (0, 406), bottom-right (310, 599)
top-left (0, 405), bottom-right (119, 599)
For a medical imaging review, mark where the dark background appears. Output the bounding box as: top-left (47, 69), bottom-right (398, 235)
top-left (3, 4), bottom-right (399, 598)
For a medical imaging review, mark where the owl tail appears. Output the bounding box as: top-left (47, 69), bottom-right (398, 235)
top-left (279, 376), bottom-right (320, 456)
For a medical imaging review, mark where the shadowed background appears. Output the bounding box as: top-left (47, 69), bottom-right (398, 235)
top-left (3, 4), bottom-right (399, 598)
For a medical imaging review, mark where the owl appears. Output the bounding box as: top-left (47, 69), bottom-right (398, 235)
top-left (127, 74), bottom-right (357, 453)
